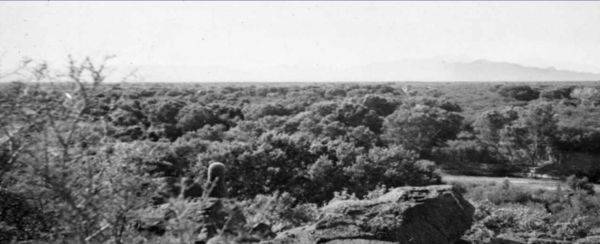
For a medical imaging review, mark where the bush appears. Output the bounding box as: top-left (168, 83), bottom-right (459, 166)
top-left (481, 203), bottom-right (551, 234)
top-left (244, 103), bottom-right (291, 120)
top-left (197, 132), bottom-right (441, 204)
top-left (109, 108), bottom-right (142, 127)
top-left (329, 102), bottom-right (384, 134)
top-left (0, 190), bottom-right (54, 242)
top-left (241, 192), bottom-right (319, 232)
top-left (464, 200), bottom-right (551, 242)
top-left (324, 87), bottom-right (347, 98)
top-left (488, 180), bottom-right (533, 205)
top-left (433, 140), bottom-right (507, 171)
top-left (540, 86), bottom-right (575, 101)
top-left (461, 180), bottom-right (600, 241)
top-left (462, 179), bottom-right (533, 205)
top-left (403, 96), bottom-right (463, 113)
top-left (197, 132), bottom-right (318, 201)
top-left (148, 100), bottom-right (186, 125)
top-left (383, 103), bottom-right (463, 156)
top-left (566, 175), bottom-right (595, 195)
top-left (346, 125), bottom-right (381, 149)
top-left (498, 85), bottom-right (540, 101)
top-left (361, 94), bottom-right (399, 117)
top-left (552, 216), bottom-right (589, 240)
top-left (183, 124), bottom-right (226, 142)
top-left (553, 127), bottom-right (600, 154)
top-left (571, 87), bottom-right (600, 106)
top-left (176, 104), bottom-right (221, 132)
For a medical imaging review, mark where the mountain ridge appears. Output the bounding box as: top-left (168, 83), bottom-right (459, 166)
top-left (111, 58), bottom-right (600, 82)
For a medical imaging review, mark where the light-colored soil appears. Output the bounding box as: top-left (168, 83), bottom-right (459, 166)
top-left (442, 174), bottom-right (600, 192)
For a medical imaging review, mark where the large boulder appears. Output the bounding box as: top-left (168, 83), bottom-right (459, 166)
top-left (264, 185), bottom-right (474, 244)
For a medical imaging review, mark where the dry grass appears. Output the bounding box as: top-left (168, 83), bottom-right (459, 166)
top-left (442, 174), bottom-right (600, 192)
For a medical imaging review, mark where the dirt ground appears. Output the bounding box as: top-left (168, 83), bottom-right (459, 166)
top-left (442, 174), bottom-right (600, 192)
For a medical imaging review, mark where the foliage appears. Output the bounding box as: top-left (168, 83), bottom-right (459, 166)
top-left (403, 96), bottom-right (463, 113)
top-left (473, 107), bottom-right (519, 146)
top-left (361, 94), bottom-right (399, 117)
top-left (0, 189), bottom-right (54, 242)
top-left (571, 87), bottom-right (600, 106)
top-left (0, 56), bottom-right (157, 243)
top-left (196, 132), bottom-right (319, 201)
top-left (480, 203), bottom-right (551, 234)
top-left (553, 127), bottom-right (600, 153)
top-left (566, 175), bottom-right (595, 195)
top-left (497, 84), bottom-right (540, 101)
top-left (148, 99), bottom-right (186, 125)
top-left (459, 178), bottom-right (600, 242)
top-left (328, 101), bottom-right (384, 134)
top-left (500, 102), bottom-right (558, 165)
top-left (109, 108), bottom-right (143, 127)
top-left (197, 132), bottom-right (440, 204)
top-left (383, 103), bottom-right (463, 156)
top-left (244, 103), bottom-right (291, 120)
top-left (346, 125), bottom-right (381, 149)
top-left (463, 179), bottom-right (533, 205)
top-left (184, 124), bottom-right (227, 142)
top-left (433, 139), bottom-right (507, 171)
top-left (540, 86), bottom-right (575, 101)
top-left (472, 102), bottom-right (558, 166)
top-left (176, 104), bottom-right (221, 132)
top-left (241, 192), bottom-right (319, 232)
top-left (4, 55), bottom-right (600, 243)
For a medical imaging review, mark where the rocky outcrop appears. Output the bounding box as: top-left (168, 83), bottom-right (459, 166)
top-left (264, 185), bottom-right (474, 244)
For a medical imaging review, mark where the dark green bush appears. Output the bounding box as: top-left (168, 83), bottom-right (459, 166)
top-left (329, 102), bottom-right (384, 134)
top-left (361, 94), bottom-right (399, 117)
top-left (0, 189), bottom-right (54, 242)
top-left (197, 132), bottom-right (441, 204)
top-left (241, 192), bottom-right (319, 232)
top-left (148, 100), bottom-right (186, 125)
top-left (176, 104), bottom-right (221, 132)
top-left (383, 103), bottom-right (463, 156)
top-left (490, 180), bottom-right (532, 204)
top-left (498, 85), bottom-right (540, 101)
top-left (540, 86), bottom-right (575, 101)
top-left (566, 175), bottom-right (595, 195)
top-left (553, 127), bottom-right (600, 153)
top-left (244, 103), bottom-right (291, 120)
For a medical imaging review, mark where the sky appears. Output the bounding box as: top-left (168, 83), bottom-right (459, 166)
top-left (1, 2), bottom-right (600, 81)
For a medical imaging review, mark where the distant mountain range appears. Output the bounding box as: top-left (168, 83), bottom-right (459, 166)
top-left (114, 58), bottom-right (600, 82)
top-left (445, 59), bottom-right (600, 82)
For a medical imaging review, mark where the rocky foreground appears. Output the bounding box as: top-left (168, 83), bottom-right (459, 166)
top-left (137, 185), bottom-right (475, 244)
top-left (136, 183), bottom-right (600, 244)
top-left (264, 185), bottom-right (474, 244)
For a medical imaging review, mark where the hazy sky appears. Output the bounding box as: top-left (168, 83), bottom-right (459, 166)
top-left (1, 1), bottom-right (600, 79)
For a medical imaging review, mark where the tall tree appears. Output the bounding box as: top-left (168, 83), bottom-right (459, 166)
top-left (500, 102), bottom-right (557, 165)
top-left (383, 104), bottom-right (463, 156)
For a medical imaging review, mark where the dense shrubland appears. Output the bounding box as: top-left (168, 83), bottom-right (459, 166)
top-left (452, 178), bottom-right (600, 243)
top-left (1, 57), bottom-right (600, 242)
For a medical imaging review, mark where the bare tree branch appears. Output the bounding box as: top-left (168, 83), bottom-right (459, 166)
top-left (0, 57), bottom-right (33, 80)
